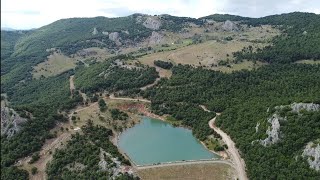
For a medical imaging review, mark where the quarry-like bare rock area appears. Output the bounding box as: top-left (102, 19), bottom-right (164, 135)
top-left (222, 20), bottom-right (239, 32)
top-left (1, 107), bottom-right (27, 138)
top-left (260, 113), bottom-right (285, 146)
top-left (148, 31), bottom-right (165, 45)
top-left (143, 17), bottom-right (162, 30)
top-left (109, 32), bottom-right (122, 46)
top-left (290, 102), bottom-right (320, 112)
top-left (92, 27), bottom-right (98, 35)
top-left (260, 102), bottom-right (319, 146)
top-left (303, 141), bottom-right (320, 171)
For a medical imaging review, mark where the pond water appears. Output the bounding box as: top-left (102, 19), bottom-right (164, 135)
top-left (118, 116), bottom-right (219, 165)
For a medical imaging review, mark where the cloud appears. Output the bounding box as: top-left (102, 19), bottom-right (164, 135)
top-left (1, 0), bottom-right (319, 29)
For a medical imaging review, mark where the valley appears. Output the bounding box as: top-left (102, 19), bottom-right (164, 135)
top-left (1, 12), bottom-right (320, 180)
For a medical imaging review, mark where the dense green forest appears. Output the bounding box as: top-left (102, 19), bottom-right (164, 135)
top-left (0, 30), bottom-right (27, 61)
top-left (200, 14), bottom-right (251, 22)
top-left (1, 12), bottom-right (320, 179)
top-left (154, 60), bottom-right (173, 69)
top-left (143, 64), bottom-right (320, 179)
top-left (74, 61), bottom-right (158, 93)
top-left (234, 12), bottom-right (320, 63)
top-left (46, 121), bottom-right (138, 179)
top-left (1, 71), bottom-right (83, 179)
top-left (1, 60), bottom-right (157, 178)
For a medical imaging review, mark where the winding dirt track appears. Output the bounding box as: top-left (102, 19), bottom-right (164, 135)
top-left (109, 94), bottom-right (151, 103)
top-left (69, 76), bottom-right (244, 178)
top-left (209, 114), bottom-right (248, 180)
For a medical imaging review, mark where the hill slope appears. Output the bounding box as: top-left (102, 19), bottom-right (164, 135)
top-left (1, 12), bottom-right (320, 180)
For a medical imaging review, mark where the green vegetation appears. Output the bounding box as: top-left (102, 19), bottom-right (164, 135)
top-left (31, 167), bottom-right (38, 175)
top-left (1, 12), bottom-right (320, 179)
top-left (204, 138), bottom-right (224, 152)
top-left (98, 99), bottom-right (107, 112)
top-left (154, 60), bottom-right (173, 69)
top-left (1, 72), bottom-right (83, 178)
top-left (74, 61), bottom-right (159, 93)
top-left (46, 121), bottom-right (138, 179)
top-left (110, 109), bottom-right (129, 121)
top-left (200, 14), bottom-right (251, 22)
top-left (143, 64), bottom-right (320, 179)
top-left (1, 166), bottom-right (29, 180)
top-left (29, 152), bottom-right (40, 164)
top-left (159, 15), bottom-right (204, 32)
top-left (1, 30), bottom-right (27, 60)
top-left (234, 12), bottom-right (320, 63)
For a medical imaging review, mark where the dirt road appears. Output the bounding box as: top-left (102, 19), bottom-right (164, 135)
top-left (109, 94), bottom-right (151, 103)
top-left (136, 160), bottom-right (234, 170)
top-left (209, 115), bottom-right (248, 180)
top-left (140, 78), bottom-right (160, 90)
top-left (69, 75), bottom-right (75, 94)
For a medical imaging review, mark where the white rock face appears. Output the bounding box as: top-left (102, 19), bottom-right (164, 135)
top-left (109, 32), bottom-right (122, 46)
top-left (102, 31), bottom-right (109, 35)
top-left (148, 31), bottom-right (164, 45)
top-left (1, 107), bottom-right (27, 138)
top-left (255, 122), bottom-right (260, 133)
top-left (92, 27), bottom-right (98, 35)
top-left (109, 32), bottom-right (119, 41)
top-left (143, 17), bottom-right (162, 30)
top-left (260, 114), bottom-right (285, 146)
top-left (290, 103), bottom-right (320, 113)
top-left (259, 103), bottom-right (319, 147)
top-left (302, 142), bottom-right (320, 171)
top-left (222, 20), bottom-right (239, 32)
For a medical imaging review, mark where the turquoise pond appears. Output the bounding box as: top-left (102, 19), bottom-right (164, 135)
top-left (118, 117), bottom-right (219, 165)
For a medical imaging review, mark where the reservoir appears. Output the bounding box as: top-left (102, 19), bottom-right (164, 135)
top-left (118, 116), bottom-right (219, 165)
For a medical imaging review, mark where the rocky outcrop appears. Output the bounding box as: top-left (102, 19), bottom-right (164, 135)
top-left (302, 141), bottom-right (320, 171)
top-left (98, 149), bottom-right (109, 171)
top-left (260, 114), bottom-right (285, 146)
top-left (92, 27), bottom-right (98, 35)
top-left (255, 122), bottom-right (260, 133)
top-left (148, 31), bottom-right (164, 45)
top-left (1, 107), bottom-right (27, 138)
top-left (290, 102), bottom-right (320, 112)
top-left (259, 102), bottom-right (319, 146)
top-left (109, 32), bottom-right (119, 41)
top-left (143, 17), bottom-right (161, 30)
top-left (102, 31), bottom-right (109, 35)
top-left (222, 20), bottom-right (239, 32)
top-left (109, 32), bottom-right (122, 46)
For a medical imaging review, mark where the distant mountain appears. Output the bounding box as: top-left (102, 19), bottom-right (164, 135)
top-left (1, 27), bottom-right (17, 31)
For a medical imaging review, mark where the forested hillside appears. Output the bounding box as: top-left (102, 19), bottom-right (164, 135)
top-left (46, 121), bottom-right (138, 179)
top-left (1, 12), bottom-right (320, 179)
top-left (144, 64), bottom-right (320, 179)
top-left (234, 12), bottom-right (320, 63)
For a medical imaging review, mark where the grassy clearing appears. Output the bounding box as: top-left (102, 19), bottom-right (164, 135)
top-left (134, 24), bottom-right (279, 73)
top-left (137, 163), bottom-right (235, 180)
top-left (137, 40), bottom-right (266, 69)
top-left (71, 99), bottom-right (143, 131)
top-left (295, 59), bottom-right (320, 65)
top-left (165, 116), bottom-right (183, 126)
top-left (32, 52), bottom-right (76, 79)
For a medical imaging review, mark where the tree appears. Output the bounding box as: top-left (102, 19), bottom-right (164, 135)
top-left (98, 99), bottom-right (107, 111)
top-left (31, 167), bottom-right (38, 175)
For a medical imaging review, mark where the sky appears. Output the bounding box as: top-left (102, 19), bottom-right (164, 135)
top-left (1, 0), bottom-right (320, 30)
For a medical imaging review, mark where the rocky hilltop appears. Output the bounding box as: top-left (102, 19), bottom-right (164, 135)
top-left (1, 107), bottom-right (27, 138)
